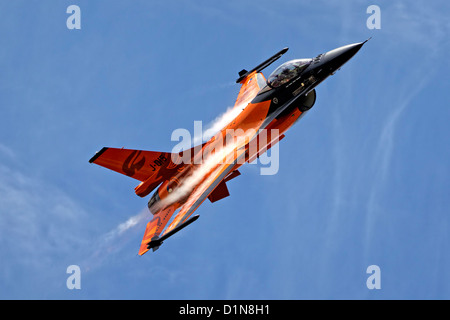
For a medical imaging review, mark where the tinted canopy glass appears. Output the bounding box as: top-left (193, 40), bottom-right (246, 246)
top-left (267, 59), bottom-right (312, 88)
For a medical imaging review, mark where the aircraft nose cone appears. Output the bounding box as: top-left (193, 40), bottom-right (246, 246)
top-left (322, 40), bottom-right (368, 72)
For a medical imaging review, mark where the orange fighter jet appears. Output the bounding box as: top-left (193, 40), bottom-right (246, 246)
top-left (89, 41), bottom-right (368, 255)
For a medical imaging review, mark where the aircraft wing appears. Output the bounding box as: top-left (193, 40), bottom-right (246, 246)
top-left (141, 147), bottom-right (247, 254)
top-left (138, 204), bottom-right (177, 255)
top-left (234, 47), bottom-right (288, 107)
top-left (234, 72), bottom-right (266, 107)
top-left (235, 47), bottom-right (288, 84)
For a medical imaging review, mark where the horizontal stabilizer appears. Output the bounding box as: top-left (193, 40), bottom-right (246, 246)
top-left (89, 143), bottom-right (206, 197)
top-left (89, 147), bottom-right (175, 182)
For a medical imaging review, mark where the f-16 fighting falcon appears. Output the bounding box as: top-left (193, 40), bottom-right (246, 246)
top-left (89, 40), bottom-right (368, 255)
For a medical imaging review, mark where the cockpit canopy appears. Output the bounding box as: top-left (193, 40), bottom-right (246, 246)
top-left (267, 59), bottom-right (312, 88)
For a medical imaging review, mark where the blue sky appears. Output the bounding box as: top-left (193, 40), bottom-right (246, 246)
top-left (0, 0), bottom-right (449, 299)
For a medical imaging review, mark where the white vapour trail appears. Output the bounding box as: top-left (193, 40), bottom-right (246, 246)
top-left (82, 208), bottom-right (151, 271)
top-left (101, 209), bottom-right (149, 243)
top-left (88, 129), bottom-right (250, 266)
top-left (88, 107), bottom-right (248, 256)
top-left (152, 103), bottom-right (249, 209)
top-left (89, 103), bottom-right (253, 263)
top-left (160, 128), bottom-right (255, 210)
top-left (192, 104), bottom-right (245, 145)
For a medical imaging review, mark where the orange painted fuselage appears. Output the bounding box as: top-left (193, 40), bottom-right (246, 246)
top-left (89, 41), bottom-right (367, 254)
